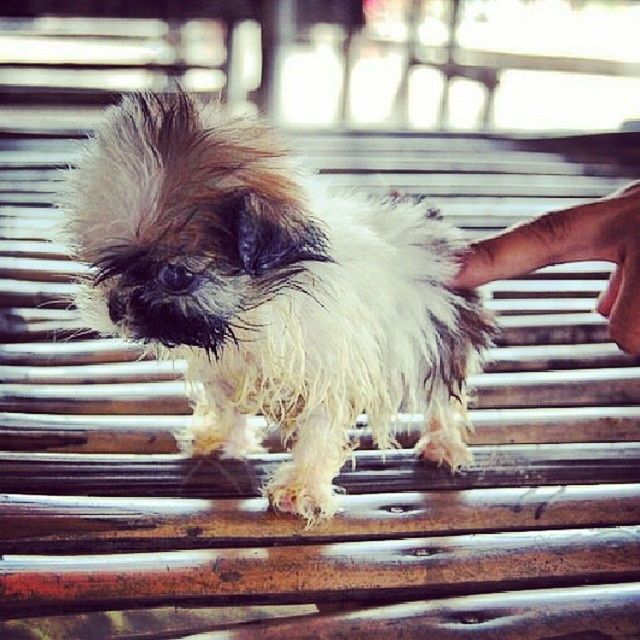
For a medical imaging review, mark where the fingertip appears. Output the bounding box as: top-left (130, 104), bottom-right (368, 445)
top-left (448, 251), bottom-right (481, 288)
top-left (595, 266), bottom-right (622, 319)
top-left (596, 298), bottom-right (611, 319)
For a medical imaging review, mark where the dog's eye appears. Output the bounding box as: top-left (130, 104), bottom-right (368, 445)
top-left (157, 264), bottom-right (196, 294)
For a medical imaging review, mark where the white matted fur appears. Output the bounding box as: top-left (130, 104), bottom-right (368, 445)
top-left (62, 92), bottom-right (494, 524)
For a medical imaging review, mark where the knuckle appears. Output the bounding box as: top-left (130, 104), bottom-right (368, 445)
top-left (472, 242), bottom-right (498, 270)
top-left (527, 212), bottom-right (572, 256)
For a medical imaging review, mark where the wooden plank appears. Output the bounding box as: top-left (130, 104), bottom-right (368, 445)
top-left (0, 340), bottom-right (634, 375)
top-left (0, 223), bottom-right (63, 240)
top-left (0, 213), bottom-right (573, 240)
top-left (0, 278), bottom-right (75, 307)
top-left (0, 339), bottom-right (145, 365)
top-left (0, 155), bottom-right (603, 178)
top-left (0, 150), bottom-right (77, 168)
top-left (0, 216), bottom-right (63, 230)
top-left (1, 310), bottom-right (613, 346)
top-left (486, 298), bottom-right (599, 314)
top-left (0, 284), bottom-right (606, 315)
top-left (0, 254), bottom-right (612, 286)
top-left (0, 193), bottom-right (62, 206)
top-left (0, 307), bottom-right (75, 322)
top-left (0, 189), bottom-right (604, 209)
top-left (0, 168), bottom-right (625, 200)
top-left (322, 173), bottom-right (623, 195)
top-left (468, 406), bottom-right (640, 445)
top-left (0, 240), bottom-right (70, 259)
top-left (0, 86), bottom-right (217, 109)
top-left (2, 316), bottom-right (624, 365)
top-left (2, 367), bottom-right (639, 413)
top-left (0, 206), bottom-right (66, 218)
top-left (0, 138), bottom-right (82, 151)
top-left (289, 133), bottom-right (525, 154)
top-left (0, 61), bottom-right (226, 74)
top-left (1, 526), bottom-right (639, 617)
top-left (0, 110), bottom-right (102, 135)
top-left (436, 197), bottom-right (588, 215)
top-left (3, 320), bottom-right (609, 347)
top-left (0, 381), bottom-right (191, 415)
top-left (497, 313), bottom-right (610, 346)
top-left (484, 343), bottom-right (639, 372)
top-left (0, 257), bottom-right (90, 281)
top-left (0, 342), bottom-right (634, 377)
top-left (0, 306), bottom-right (91, 342)
top-left (0, 319), bottom-right (91, 342)
top-left (482, 279), bottom-right (604, 298)
top-left (0, 412), bottom-right (189, 454)
top-left (471, 367), bottom-right (640, 408)
top-left (0, 182), bottom-right (61, 194)
top-left (1, 207), bottom-right (538, 236)
top-left (0, 360), bottom-right (186, 384)
top-left (2, 484), bottom-right (640, 549)
top-left (1, 443), bottom-right (640, 497)
top-left (200, 583), bottom-right (640, 640)
top-left (0, 196), bottom-right (587, 215)
top-left (312, 156), bottom-right (627, 178)
top-left (1, 403), bottom-right (638, 454)
top-left (357, 406), bottom-right (640, 447)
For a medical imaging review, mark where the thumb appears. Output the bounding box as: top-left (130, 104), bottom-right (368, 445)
top-left (451, 200), bottom-right (614, 288)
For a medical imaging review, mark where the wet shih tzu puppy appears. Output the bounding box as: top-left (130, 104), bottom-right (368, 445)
top-left (64, 92), bottom-right (494, 523)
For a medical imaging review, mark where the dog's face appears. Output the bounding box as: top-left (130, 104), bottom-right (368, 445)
top-left (66, 93), bottom-right (331, 356)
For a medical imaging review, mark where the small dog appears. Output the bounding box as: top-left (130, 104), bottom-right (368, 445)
top-left (64, 92), bottom-right (495, 523)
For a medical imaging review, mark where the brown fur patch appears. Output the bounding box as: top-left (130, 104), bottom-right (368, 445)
top-left (115, 92), bottom-right (311, 258)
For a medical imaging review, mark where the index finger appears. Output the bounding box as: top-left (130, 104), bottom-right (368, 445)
top-left (451, 198), bottom-right (619, 288)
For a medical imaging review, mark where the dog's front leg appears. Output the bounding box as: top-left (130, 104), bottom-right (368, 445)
top-left (265, 406), bottom-right (351, 524)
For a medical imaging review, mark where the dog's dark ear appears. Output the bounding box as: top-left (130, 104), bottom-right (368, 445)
top-left (225, 191), bottom-right (332, 275)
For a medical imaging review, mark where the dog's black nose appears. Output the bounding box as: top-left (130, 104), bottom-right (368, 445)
top-left (108, 291), bottom-right (126, 324)
top-left (158, 264), bottom-right (196, 294)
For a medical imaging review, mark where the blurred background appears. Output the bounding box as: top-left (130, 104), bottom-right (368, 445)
top-left (0, 0), bottom-right (639, 133)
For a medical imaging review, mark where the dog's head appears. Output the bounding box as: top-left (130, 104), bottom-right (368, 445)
top-left (66, 92), bottom-right (332, 356)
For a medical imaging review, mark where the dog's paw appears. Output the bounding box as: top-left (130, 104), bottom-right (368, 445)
top-left (178, 421), bottom-right (227, 457)
top-left (415, 431), bottom-right (473, 469)
top-left (265, 464), bottom-right (339, 526)
top-left (179, 413), bottom-right (263, 459)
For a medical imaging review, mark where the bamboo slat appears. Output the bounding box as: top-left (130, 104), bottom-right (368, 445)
top-left (1, 526), bottom-right (639, 617)
top-left (199, 583), bottom-right (640, 640)
top-left (1, 404), bottom-right (639, 454)
top-left (2, 484), bottom-right (640, 549)
top-left (1, 443), bottom-right (639, 497)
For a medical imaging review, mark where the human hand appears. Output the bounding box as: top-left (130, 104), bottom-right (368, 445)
top-left (451, 181), bottom-right (640, 354)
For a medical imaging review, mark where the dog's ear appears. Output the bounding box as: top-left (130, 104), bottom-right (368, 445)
top-left (220, 191), bottom-right (332, 275)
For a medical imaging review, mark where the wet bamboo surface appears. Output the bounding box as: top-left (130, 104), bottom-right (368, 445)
top-left (192, 583), bottom-right (640, 640)
top-left (2, 526), bottom-right (640, 619)
top-left (1, 130), bottom-right (640, 635)
top-left (2, 484), bottom-right (640, 550)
